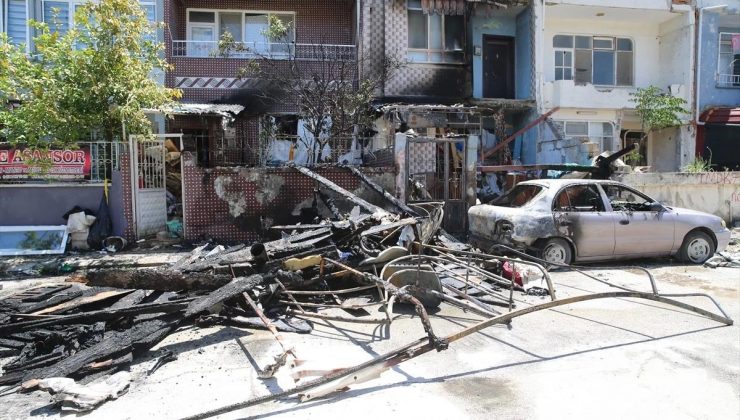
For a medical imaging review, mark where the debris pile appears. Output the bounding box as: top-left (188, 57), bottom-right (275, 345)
top-left (0, 166), bottom-right (733, 417)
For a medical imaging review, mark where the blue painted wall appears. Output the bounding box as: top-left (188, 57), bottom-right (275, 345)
top-left (515, 7), bottom-right (533, 100)
top-left (698, 11), bottom-right (740, 112)
top-left (471, 13), bottom-right (516, 99)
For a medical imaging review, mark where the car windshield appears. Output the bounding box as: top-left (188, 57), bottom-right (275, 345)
top-left (491, 184), bottom-right (544, 208)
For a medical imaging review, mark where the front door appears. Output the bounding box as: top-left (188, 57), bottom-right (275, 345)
top-left (483, 36), bottom-right (514, 99)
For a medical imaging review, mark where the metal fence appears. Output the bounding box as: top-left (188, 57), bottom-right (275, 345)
top-left (171, 41), bottom-right (357, 61)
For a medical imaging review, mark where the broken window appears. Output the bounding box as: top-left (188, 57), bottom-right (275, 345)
top-left (553, 35), bottom-right (633, 86)
top-left (556, 121), bottom-right (615, 153)
top-left (553, 185), bottom-right (604, 212)
top-left (490, 184), bottom-right (543, 208)
top-left (406, 0), bottom-right (464, 64)
top-left (718, 32), bottom-right (740, 87)
top-left (602, 184), bottom-right (654, 212)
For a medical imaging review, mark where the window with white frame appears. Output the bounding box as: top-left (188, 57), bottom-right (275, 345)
top-left (718, 32), bottom-right (740, 87)
top-left (553, 35), bottom-right (633, 86)
top-left (406, 0), bottom-right (464, 64)
top-left (186, 9), bottom-right (295, 57)
top-left (5, 0), bottom-right (28, 46)
top-left (42, 1), bottom-right (155, 35)
top-left (554, 121), bottom-right (615, 152)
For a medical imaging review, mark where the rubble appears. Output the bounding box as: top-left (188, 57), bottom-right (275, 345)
top-left (0, 165), bottom-right (734, 417)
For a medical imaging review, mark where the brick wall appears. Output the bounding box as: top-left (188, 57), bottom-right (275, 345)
top-left (181, 152), bottom-right (397, 242)
top-left (164, 0), bottom-right (357, 105)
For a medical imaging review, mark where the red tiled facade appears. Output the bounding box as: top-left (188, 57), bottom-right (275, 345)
top-left (164, 0), bottom-right (357, 105)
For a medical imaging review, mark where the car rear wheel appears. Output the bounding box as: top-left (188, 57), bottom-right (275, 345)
top-left (541, 238), bottom-right (573, 266)
top-left (679, 231), bottom-right (715, 264)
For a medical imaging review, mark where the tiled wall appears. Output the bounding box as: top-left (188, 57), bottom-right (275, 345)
top-left (181, 152), bottom-right (397, 243)
top-left (361, 0), bottom-right (471, 100)
top-left (164, 0), bottom-right (357, 105)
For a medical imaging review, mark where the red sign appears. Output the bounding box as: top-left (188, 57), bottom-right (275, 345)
top-left (0, 148), bottom-right (92, 181)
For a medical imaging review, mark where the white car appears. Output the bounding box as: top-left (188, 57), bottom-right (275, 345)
top-left (468, 179), bottom-right (731, 265)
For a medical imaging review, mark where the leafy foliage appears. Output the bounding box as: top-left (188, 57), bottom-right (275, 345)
top-left (683, 149), bottom-right (713, 173)
top-left (629, 86), bottom-right (688, 132)
top-left (0, 0), bottom-right (181, 148)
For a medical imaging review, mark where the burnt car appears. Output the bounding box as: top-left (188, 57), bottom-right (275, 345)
top-left (468, 179), bottom-right (731, 265)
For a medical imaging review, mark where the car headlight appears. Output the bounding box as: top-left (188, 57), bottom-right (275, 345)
top-left (721, 219), bottom-right (726, 229)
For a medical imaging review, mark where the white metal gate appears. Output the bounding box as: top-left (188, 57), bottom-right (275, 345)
top-left (129, 134), bottom-right (182, 238)
top-left (406, 137), bottom-right (467, 233)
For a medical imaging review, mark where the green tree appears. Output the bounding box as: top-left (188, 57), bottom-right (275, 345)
top-left (629, 85), bottom-right (688, 134)
top-left (0, 0), bottom-right (181, 148)
top-left (218, 15), bottom-right (401, 164)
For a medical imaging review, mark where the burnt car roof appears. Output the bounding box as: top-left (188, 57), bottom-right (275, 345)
top-left (517, 179), bottom-right (622, 188)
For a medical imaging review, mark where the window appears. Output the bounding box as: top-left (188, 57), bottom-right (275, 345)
top-left (406, 0), bottom-right (464, 64)
top-left (717, 32), bottom-right (740, 87)
top-left (41, 1), bottom-right (155, 36)
top-left (555, 121), bottom-right (615, 152)
top-left (5, 0), bottom-right (27, 46)
top-left (602, 184), bottom-right (656, 212)
top-left (553, 35), bottom-right (633, 86)
top-left (491, 184), bottom-right (544, 208)
top-left (186, 9), bottom-right (295, 57)
top-left (553, 185), bottom-right (605, 212)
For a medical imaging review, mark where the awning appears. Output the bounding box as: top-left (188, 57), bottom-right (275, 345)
top-left (163, 103), bottom-right (245, 118)
top-left (700, 107), bottom-right (740, 124)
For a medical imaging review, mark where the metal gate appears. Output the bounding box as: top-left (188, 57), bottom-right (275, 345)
top-left (129, 134), bottom-right (182, 238)
top-left (406, 137), bottom-right (467, 233)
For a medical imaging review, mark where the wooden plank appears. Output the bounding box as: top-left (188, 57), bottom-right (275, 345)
top-left (85, 269), bottom-right (233, 291)
top-left (184, 275), bottom-right (264, 318)
top-left (293, 166), bottom-right (389, 217)
top-left (0, 301), bottom-right (189, 336)
top-left (31, 290), bottom-right (132, 316)
top-left (346, 166), bottom-right (418, 216)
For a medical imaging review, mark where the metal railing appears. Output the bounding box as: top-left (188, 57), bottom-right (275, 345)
top-left (717, 73), bottom-right (740, 88)
top-left (171, 40), bottom-right (356, 61)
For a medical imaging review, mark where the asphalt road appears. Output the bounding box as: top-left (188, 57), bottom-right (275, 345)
top-left (1, 257), bottom-right (738, 420)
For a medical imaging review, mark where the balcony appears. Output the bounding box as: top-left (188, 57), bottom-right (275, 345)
top-left (717, 73), bottom-right (740, 88)
top-left (171, 41), bottom-right (356, 61)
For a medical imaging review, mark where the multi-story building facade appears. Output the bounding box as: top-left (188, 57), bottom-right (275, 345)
top-left (538, 0), bottom-right (695, 170)
top-left (3, 0), bottom-right (736, 171)
top-left (161, 0), bottom-right (359, 167)
top-left (695, 0), bottom-right (739, 171)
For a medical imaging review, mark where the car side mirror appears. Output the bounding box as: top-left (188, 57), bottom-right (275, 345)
top-left (648, 202), bottom-right (664, 212)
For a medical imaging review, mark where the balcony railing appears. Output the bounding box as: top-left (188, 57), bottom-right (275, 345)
top-left (171, 41), bottom-right (356, 61)
top-left (717, 73), bottom-right (740, 88)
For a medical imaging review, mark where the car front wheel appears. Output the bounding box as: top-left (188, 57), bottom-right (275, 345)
top-left (541, 238), bottom-right (573, 266)
top-left (679, 231), bottom-right (715, 264)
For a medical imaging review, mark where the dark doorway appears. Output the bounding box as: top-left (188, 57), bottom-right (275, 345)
top-left (483, 35), bottom-right (515, 99)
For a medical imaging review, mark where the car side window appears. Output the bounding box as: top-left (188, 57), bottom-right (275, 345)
top-left (603, 185), bottom-right (653, 212)
top-left (553, 185), bottom-right (605, 212)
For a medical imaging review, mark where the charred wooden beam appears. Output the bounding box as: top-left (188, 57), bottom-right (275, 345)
top-left (184, 275), bottom-right (264, 318)
top-left (85, 269), bottom-right (233, 291)
top-left (0, 301), bottom-right (189, 336)
top-left (293, 165), bottom-right (389, 217)
top-left (346, 166), bottom-right (419, 216)
top-left (316, 187), bottom-right (343, 220)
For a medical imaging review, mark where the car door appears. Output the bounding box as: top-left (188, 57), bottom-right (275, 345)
top-left (552, 184), bottom-right (615, 258)
top-left (600, 184), bottom-right (676, 257)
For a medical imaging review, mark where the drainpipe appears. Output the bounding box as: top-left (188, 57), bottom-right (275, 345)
top-left (695, 4), bottom-right (728, 127)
